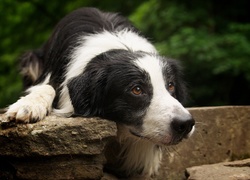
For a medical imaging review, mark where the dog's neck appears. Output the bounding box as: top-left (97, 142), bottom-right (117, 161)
top-left (105, 124), bottom-right (162, 178)
top-left (118, 136), bottom-right (162, 177)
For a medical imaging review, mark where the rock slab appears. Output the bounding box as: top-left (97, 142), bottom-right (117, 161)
top-left (186, 158), bottom-right (250, 180)
top-left (0, 115), bottom-right (117, 179)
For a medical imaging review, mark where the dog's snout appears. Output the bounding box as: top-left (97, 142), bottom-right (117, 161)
top-left (171, 117), bottom-right (195, 135)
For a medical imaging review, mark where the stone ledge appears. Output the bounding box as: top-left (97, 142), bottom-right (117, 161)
top-left (0, 115), bottom-right (116, 179)
top-left (186, 158), bottom-right (250, 180)
top-left (0, 115), bottom-right (116, 157)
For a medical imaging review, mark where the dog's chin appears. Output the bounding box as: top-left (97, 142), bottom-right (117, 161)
top-left (129, 129), bottom-right (187, 146)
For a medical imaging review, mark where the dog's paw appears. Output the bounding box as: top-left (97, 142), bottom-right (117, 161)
top-left (5, 85), bottom-right (55, 123)
top-left (6, 99), bottom-right (47, 123)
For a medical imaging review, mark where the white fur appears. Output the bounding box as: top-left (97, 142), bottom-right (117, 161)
top-left (56, 30), bottom-right (157, 115)
top-left (117, 125), bottom-right (162, 177)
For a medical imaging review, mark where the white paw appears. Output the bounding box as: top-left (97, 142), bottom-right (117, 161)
top-left (5, 85), bottom-right (55, 123)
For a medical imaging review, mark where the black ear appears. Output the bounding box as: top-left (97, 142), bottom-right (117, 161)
top-left (67, 71), bottom-right (106, 117)
top-left (174, 63), bottom-right (188, 105)
top-left (175, 75), bottom-right (188, 105)
top-left (166, 59), bottom-right (188, 104)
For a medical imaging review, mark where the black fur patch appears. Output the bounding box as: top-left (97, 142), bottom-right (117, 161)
top-left (68, 49), bottom-right (153, 126)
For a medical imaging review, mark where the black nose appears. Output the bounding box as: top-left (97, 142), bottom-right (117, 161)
top-left (171, 118), bottom-right (195, 136)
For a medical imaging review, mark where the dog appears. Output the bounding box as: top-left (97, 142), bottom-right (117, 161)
top-left (5, 7), bottom-right (195, 178)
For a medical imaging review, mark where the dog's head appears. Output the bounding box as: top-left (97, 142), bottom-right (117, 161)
top-left (68, 49), bottom-right (195, 145)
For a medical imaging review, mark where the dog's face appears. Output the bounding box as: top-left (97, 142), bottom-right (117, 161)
top-left (68, 49), bottom-right (195, 145)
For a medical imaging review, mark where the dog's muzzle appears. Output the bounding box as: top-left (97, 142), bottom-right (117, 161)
top-left (170, 117), bottom-right (195, 144)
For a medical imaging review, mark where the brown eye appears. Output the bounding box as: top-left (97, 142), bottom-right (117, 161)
top-left (168, 82), bottom-right (175, 92)
top-left (132, 86), bottom-right (143, 95)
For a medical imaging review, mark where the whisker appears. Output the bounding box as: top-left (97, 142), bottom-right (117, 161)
top-left (194, 121), bottom-right (209, 126)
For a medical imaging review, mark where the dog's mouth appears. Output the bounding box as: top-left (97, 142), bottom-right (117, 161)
top-left (129, 130), bottom-right (147, 139)
top-left (129, 129), bottom-right (190, 146)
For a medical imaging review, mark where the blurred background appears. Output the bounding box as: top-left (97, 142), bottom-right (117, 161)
top-left (0, 0), bottom-right (250, 108)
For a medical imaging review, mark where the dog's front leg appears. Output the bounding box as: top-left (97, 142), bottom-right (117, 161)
top-left (5, 84), bottom-right (55, 123)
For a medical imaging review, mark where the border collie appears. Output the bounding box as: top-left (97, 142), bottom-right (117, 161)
top-left (5, 7), bottom-right (195, 178)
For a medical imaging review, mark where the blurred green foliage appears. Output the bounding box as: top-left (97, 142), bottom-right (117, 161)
top-left (130, 0), bottom-right (250, 106)
top-left (0, 0), bottom-right (249, 108)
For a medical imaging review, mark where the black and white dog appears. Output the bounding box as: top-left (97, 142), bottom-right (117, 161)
top-left (5, 7), bottom-right (195, 177)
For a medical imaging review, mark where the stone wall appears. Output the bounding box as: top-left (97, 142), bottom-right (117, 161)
top-left (0, 106), bottom-right (250, 179)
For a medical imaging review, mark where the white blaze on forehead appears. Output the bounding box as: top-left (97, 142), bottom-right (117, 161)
top-left (135, 55), bottom-right (166, 94)
top-left (135, 55), bottom-right (191, 141)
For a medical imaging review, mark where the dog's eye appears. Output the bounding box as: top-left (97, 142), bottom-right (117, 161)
top-left (167, 82), bottom-right (175, 93)
top-left (131, 86), bottom-right (143, 95)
